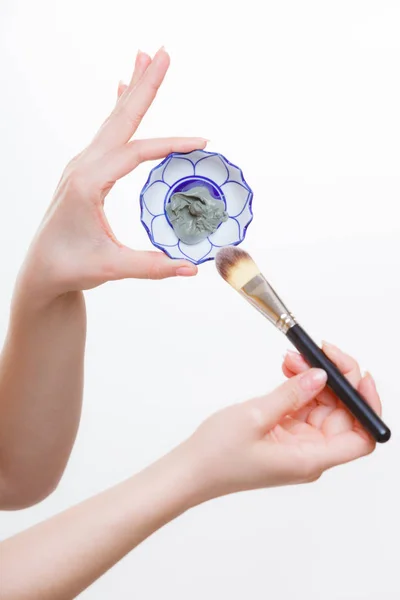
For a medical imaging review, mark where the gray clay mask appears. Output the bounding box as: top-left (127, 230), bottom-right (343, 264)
top-left (166, 186), bottom-right (228, 245)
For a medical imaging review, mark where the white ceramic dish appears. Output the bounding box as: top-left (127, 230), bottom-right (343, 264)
top-left (140, 150), bottom-right (254, 265)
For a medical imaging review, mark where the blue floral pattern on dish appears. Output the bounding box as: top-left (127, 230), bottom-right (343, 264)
top-left (140, 150), bottom-right (253, 265)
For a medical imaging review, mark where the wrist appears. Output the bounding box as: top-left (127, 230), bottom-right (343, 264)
top-left (160, 439), bottom-right (217, 510)
top-left (141, 443), bottom-right (208, 516)
top-left (12, 255), bottom-right (83, 314)
top-left (105, 445), bottom-right (206, 546)
top-left (10, 282), bottom-right (85, 328)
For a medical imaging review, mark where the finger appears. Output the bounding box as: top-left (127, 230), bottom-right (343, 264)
top-left (282, 361), bottom-right (334, 426)
top-left (283, 355), bottom-right (337, 425)
top-left (283, 352), bottom-right (382, 439)
top-left (284, 345), bottom-right (363, 389)
top-left (283, 351), bottom-right (336, 407)
top-left (129, 51), bottom-right (152, 88)
top-left (352, 372), bottom-right (382, 440)
top-left (247, 368), bottom-right (328, 432)
top-left (284, 345), bottom-right (363, 407)
top-left (358, 372), bottom-right (382, 416)
top-left (283, 350), bottom-right (308, 372)
top-left (117, 81), bottom-right (128, 100)
top-left (321, 407), bottom-right (354, 436)
top-left (95, 47), bottom-right (170, 151)
top-left (279, 418), bottom-right (311, 435)
top-left (99, 137), bottom-right (208, 182)
top-left (282, 363), bottom-right (295, 379)
top-left (292, 401), bottom-right (319, 423)
top-left (106, 247), bottom-right (198, 280)
top-left (323, 429), bottom-right (375, 470)
top-left (116, 52), bottom-right (151, 112)
top-left (306, 404), bottom-right (336, 428)
top-left (321, 371), bottom-right (382, 438)
top-left (267, 423), bottom-right (297, 445)
top-left (322, 341), bottom-right (362, 388)
top-left (281, 357), bottom-right (319, 423)
top-left (321, 371), bottom-right (381, 466)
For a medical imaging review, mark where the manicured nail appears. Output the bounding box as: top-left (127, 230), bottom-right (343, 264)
top-left (153, 47), bottom-right (167, 63)
top-left (285, 350), bottom-right (303, 363)
top-left (285, 350), bottom-right (304, 367)
top-left (176, 266), bottom-right (196, 277)
top-left (299, 368), bottom-right (327, 391)
top-left (365, 371), bottom-right (376, 390)
top-left (322, 341), bottom-right (342, 358)
top-left (322, 341), bottom-right (338, 351)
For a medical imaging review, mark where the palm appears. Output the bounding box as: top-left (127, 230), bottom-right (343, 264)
top-left (27, 48), bottom-right (204, 296)
top-left (271, 344), bottom-right (381, 468)
top-left (280, 389), bottom-right (354, 441)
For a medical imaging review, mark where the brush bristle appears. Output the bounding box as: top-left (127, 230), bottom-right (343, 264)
top-left (215, 247), bottom-right (260, 290)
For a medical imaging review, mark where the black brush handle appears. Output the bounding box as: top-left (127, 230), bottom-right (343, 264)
top-left (286, 324), bottom-right (391, 443)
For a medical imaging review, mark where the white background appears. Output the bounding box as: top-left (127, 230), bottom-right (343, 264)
top-left (1, 1), bottom-right (400, 598)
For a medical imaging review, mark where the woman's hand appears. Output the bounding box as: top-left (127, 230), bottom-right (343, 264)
top-left (185, 343), bottom-right (381, 502)
top-left (0, 48), bottom-right (205, 509)
top-left (0, 342), bottom-right (381, 597)
top-left (19, 48), bottom-right (206, 302)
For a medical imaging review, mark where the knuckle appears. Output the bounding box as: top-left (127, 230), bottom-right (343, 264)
top-left (243, 403), bottom-right (265, 430)
top-left (299, 460), bottom-right (319, 482)
top-left (65, 166), bottom-right (91, 195)
top-left (292, 449), bottom-right (321, 483)
top-left (146, 76), bottom-right (160, 95)
top-left (148, 262), bottom-right (165, 280)
top-left (64, 149), bottom-right (90, 176)
top-left (305, 471), bottom-right (323, 484)
top-left (132, 146), bottom-right (144, 165)
top-left (65, 152), bottom-right (82, 171)
top-left (286, 385), bottom-right (303, 413)
top-left (120, 104), bottom-right (143, 131)
top-left (99, 260), bottom-right (118, 281)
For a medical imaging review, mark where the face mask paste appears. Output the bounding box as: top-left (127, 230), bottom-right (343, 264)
top-left (166, 186), bottom-right (228, 245)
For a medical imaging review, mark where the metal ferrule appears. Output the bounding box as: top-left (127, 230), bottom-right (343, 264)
top-left (241, 275), bottom-right (296, 333)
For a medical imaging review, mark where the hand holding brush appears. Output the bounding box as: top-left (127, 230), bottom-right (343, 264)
top-left (215, 246), bottom-right (390, 443)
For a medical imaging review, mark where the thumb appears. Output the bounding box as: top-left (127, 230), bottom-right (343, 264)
top-left (249, 369), bottom-right (327, 431)
top-left (109, 247), bottom-right (198, 280)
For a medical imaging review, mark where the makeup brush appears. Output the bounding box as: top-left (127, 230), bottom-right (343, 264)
top-left (215, 246), bottom-right (391, 443)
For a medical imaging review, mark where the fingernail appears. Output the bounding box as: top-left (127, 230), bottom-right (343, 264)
top-left (154, 47), bottom-right (167, 63)
top-left (176, 266), bottom-right (196, 277)
top-left (299, 368), bottom-right (327, 391)
top-left (135, 50), bottom-right (143, 64)
top-left (322, 341), bottom-right (337, 351)
top-left (322, 341), bottom-right (341, 358)
top-left (286, 349), bottom-right (301, 360)
top-left (365, 371), bottom-right (376, 390)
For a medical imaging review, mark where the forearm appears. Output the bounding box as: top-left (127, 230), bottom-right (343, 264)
top-left (0, 287), bottom-right (86, 509)
top-left (0, 445), bottom-right (200, 600)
